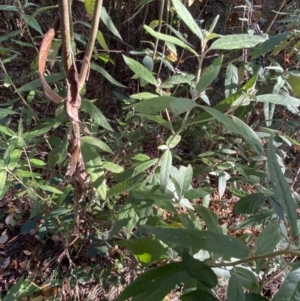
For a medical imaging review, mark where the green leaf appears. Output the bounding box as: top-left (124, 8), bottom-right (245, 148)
top-left (39, 185), bottom-right (63, 194)
top-left (7, 149), bottom-right (22, 170)
top-left (23, 15), bottom-right (42, 35)
top-left (171, 0), bottom-right (203, 41)
top-left (225, 63), bottom-right (238, 97)
top-left (21, 221), bottom-right (37, 234)
top-left (267, 135), bottom-right (298, 238)
top-left (200, 106), bottom-right (264, 155)
top-left (233, 193), bottom-right (265, 214)
top-left (181, 165), bottom-right (193, 196)
top-left (0, 30), bottom-right (22, 43)
top-left (252, 32), bottom-right (291, 59)
top-left (135, 96), bottom-right (194, 115)
top-left (144, 25), bottom-right (197, 55)
top-left (0, 168), bottom-right (6, 193)
top-left (169, 97), bottom-right (196, 114)
top-left (161, 74), bottom-right (195, 88)
top-left (118, 237), bottom-right (169, 265)
top-left (245, 293), bottom-right (268, 301)
top-left (0, 5), bottom-right (18, 11)
top-left (256, 218), bottom-right (280, 254)
top-left (123, 55), bottom-right (157, 86)
top-left (273, 267), bottom-right (300, 301)
top-left (116, 159), bottom-right (157, 182)
top-left (84, 0), bottom-right (95, 17)
top-left (195, 206), bottom-right (223, 234)
top-left (101, 7), bottom-right (122, 40)
top-left (115, 262), bottom-right (190, 301)
top-left (144, 226), bottom-right (250, 258)
top-left (132, 188), bottom-right (177, 214)
top-left (16, 170), bottom-right (41, 178)
top-left (227, 273), bottom-right (245, 301)
top-left (107, 173), bottom-right (145, 198)
top-left (96, 30), bottom-right (109, 52)
top-left (160, 149), bottom-right (172, 192)
top-left (90, 62), bottom-right (126, 88)
top-left (82, 136), bottom-right (113, 154)
top-left (0, 125), bottom-right (16, 137)
top-left (81, 144), bottom-right (105, 199)
top-left (18, 73), bottom-right (64, 92)
top-left (184, 187), bottom-right (214, 199)
top-left (181, 291), bottom-right (218, 301)
top-left (256, 94), bottom-right (300, 107)
top-left (196, 55), bottom-right (223, 92)
top-left (231, 116), bottom-right (264, 155)
top-left (130, 92), bottom-right (158, 100)
top-left (81, 99), bottom-right (113, 131)
top-left (234, 267), bottom-right (260, 294)
top-left (103, 162), bottom-right (124, 173)
top-left (166, 134), bottom-right (181, 148)
top-left (182, 252), bottom-right (218, 288)
top-left (211, 34), bottom-right (268, 50)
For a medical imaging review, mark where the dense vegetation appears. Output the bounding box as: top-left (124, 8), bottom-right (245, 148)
top-left (0, 0), bottom-right (300, 300)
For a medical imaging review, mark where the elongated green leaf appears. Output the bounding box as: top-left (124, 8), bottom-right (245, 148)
top-left (135, 96), bottom-right (194, 115)
top-left (82, 136), bottom-right (113, 154)
top-left (7, 149), bottom-right (22, 170)
top-left (171, 0), bottom-right (203, 41)
top-left (273, 267), bottom-right (300, 301)
top-left (227, 273), bottom-right (245, 301)
top-left (196, 55), bottom-right (223, 92)
top-left (39, 185), bottom-right (63, 194)
top-left (182, 252), bottom-right (217, 288)
top-left (195, 206), bottom-right (223, 234)
top-left (0, 30), bottom-right (22, 43)
top-left (132, 188), bottom-right (177, 214)
top-left (116, 159), bottom-right (157, 182)
top-left (200, 106), bottom-right (264, 155)
top-left (231, 116), bottom-right (264, 155)
top-left (81, 99), bottom-right (113, 131)
top-left (101, 7), bottom-right (122, 40)
top-left (144, 226), bottom-right (250, 258)
top-left (115, 262), bottom-right (190, 301)
top-left (170, 98), bottom-right (196, 114)
top-left (123, 55), bottom-right (157, 86)
top-left (245, 293), bottom-right (268, 301)
top-left (0, 169), bottom-right (6, 192)
top-left (211, 34), bottom-right (268, 50)
top-left (18, 73), bottom-right (64, 92)
top-left (84, 0), bottom-right (96, 17)
top-left (0, 125), bottom-right (16, 137)
top-left (233, 193), bottom-right (265, 214)
top-left (256, 94), bottom-right (300, 107)
top-left (23, 15), bottom-right (42, 35)
top-left (161, 74), bottom-right (195, 88)
top-left (118, 237), bottom-right (169, 265)
top-left (185, 187), bottom-right (214, 199)
top-left (107, 173), bottom-right (145, 198)
top-left (256, 218), bottom-right (280, 254)
top-left (130, 92), bottom-right (158, 100)
top-left (90, 62), bottom-right (126, 88)
top-left (160, 149), bottom-right (172, 192)
top-left (81, 144), bottom-right (105, 199)
top-left (139, 114), bottom-right (172, 130)
top-left (0, 5), bottom-right (18, 11)
top-left (144, 25), bottom-right (197, 55)
top-left (252, 32), bottom-right (291, 59)
top-left (234, 267), bottom-right (260, 294)
top-left (181, 291), bottom-right (218, 301)
top-left (102, 162), bottom-right (124, 173)
top-left (225, 63), bottom-right (238, 97)
top-left (267, 136), bottom-right (298, 238)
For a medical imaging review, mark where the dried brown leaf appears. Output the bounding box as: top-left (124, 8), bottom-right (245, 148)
top-left (38, 17), bottom-right (64, 104)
